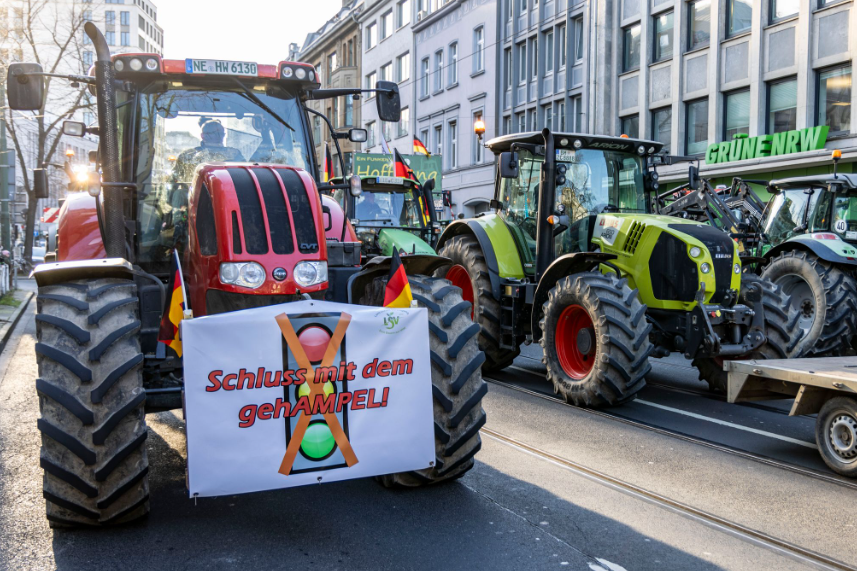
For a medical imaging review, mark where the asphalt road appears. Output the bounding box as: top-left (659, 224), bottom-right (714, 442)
top-left (1, 288), bottom-right (855, 570)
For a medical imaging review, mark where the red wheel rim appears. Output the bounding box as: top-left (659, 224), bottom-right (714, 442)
top-left (555, 305), bottom-right (596, 379)
top-left (446, 264), bottom-right (474, 318)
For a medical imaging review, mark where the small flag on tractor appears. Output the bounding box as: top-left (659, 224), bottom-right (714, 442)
top-left (394, 148), bottom-right (416, 181)
top-left (383, 248), bottom-right (413, 308)
top-left (413, 135), bottom-right (429, 156)
top-left (158, 249), bottom-right (189, 357)
top-left (323, 144), bottom-right (334, 182)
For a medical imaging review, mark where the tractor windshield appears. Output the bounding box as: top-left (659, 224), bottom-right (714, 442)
top-left (129, 81), bottom-right (311, 266)
top-left (354, 187), bottom-right (426, 228)
top-left (498, 148), bottom-right (647, 259)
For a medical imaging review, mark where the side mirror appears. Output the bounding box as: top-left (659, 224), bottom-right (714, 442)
top-left (688, 165), bottom-right (700, 191)
top-left (348, 128), bottom-right (368, 143)
top-left (499, 151), bottom-right (519, 179)
top-left (62, 121), bottom-right (86, 137)
top-left (33, 168), bottom-right (49, 199)
top-left (349, 173), bottom-right (362, 197)
top-left (375, 80), bottom-right (401, 122)
top-left (7, 63), bottom-right (45, 111)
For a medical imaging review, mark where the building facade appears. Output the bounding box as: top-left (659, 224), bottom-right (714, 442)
top-left (413, 0), bottom-right (497, 216)
top-left (299, 0), bottom-right (364, 179)
top-left (359, 0), bottom-right (414, 158)
top-left (599, 0), bottom-right (855, 185)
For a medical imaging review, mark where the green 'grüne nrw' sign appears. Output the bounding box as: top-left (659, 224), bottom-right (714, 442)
top-left (705, 126), bottom-right (829, 165)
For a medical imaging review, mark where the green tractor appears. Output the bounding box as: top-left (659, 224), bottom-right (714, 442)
top-left (331, 175), bottom-right (440, 259)
top-left (659, 162), bottom-right (857, 356)
top-left (438, 130), bottom-right (804, 400)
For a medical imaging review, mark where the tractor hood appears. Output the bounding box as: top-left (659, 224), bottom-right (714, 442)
top-left (377, 228), bottom-right (435, 257)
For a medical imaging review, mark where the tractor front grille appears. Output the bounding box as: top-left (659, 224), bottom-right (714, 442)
top-left (669, 224), bottom-right (735, 304)
top-left (649, 232), bottom-right (699, 302)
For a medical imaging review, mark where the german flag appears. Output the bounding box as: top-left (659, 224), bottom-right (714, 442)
top-left (413, 135), bottom-right (429, 156)
top-left (394, 148), bottom-right (416, 180)
top-left (383, 248), bottom-right (413, 308)
top-left (323, 143), bottom-right (334, 182)
top-left (158, 250), bottom-right (189, 357)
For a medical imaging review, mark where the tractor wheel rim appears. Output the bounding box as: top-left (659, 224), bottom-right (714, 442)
top-left (777, 275), bottom-right (815, 333)
top-left (829, 414), bottom-right (857, 461)
top-left (447, 265), bottom-right (475, 318)
top-left (556, 305), bottom-right (596, 380)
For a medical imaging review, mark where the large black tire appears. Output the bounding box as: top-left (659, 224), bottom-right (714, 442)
top-left (437, 234), bottom-right (520, 372)
top-left (360, 274), bottom-right (487, 486)
top-left (761, 250), bottom-right (857, 356)
top-left (540, 273), bottom-right (652, 407)
top-left (36, 278), bottom-right (148, 526)
top-left (694, 274), bottom-right (803, 392)
top-left (816, 397), bottom-right (857, 477)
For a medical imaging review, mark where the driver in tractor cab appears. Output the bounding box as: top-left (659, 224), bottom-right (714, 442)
top-left (172, 119), bottom-right (245, 181)
top-left (357, 192), bottom-right (383, 220)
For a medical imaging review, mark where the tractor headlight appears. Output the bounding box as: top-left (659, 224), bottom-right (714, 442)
top-left (734, 263), bottom-right (741, 274)
top-left (700, 262), bottom-right (711, 274)
top-left (294, 261), bottom-right (328, 287)
top-left (689, 246), bottom-right (702, 258)
top-left (129, 58), bottom-right (143, 72)
top-left (219, 262), bottom-right (266, 289)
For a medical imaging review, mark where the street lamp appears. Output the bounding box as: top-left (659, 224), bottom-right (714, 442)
top-left (473, 118), bottom-right (486, 142)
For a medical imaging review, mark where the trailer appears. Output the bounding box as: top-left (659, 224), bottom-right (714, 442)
top-left (726, 357), bottom-right (857, 477)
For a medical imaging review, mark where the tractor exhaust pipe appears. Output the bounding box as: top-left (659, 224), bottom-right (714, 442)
top-left (85, 22), bottom-right (126, 259)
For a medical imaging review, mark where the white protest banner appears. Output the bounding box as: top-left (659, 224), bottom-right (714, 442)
top-left (182, 300), bottom-right (435, 497)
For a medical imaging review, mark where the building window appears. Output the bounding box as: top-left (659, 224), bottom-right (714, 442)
top-left (83, 10), bottom-right (92, 21)
top-left (383, 120), bottom-right (392, 144)
top-left (448, 121), bottom-right (458, 169)
top-left (105, 31), bottom-right (116, 45)
top-left (530, 37), bottom-right (538, 80)
top-left (434, 50), bottom-right (443, 92)
top-left (381, 10), bottom-right (393, 40)
top-left (121, 31), bottom-right (129, 46)
top-left (473, 111), bottom-right (484, 163)
top-left (120, 11), bottom-right (129, 25)
top-left (420, 129), bottom-right (430, 150)
top-left (503, 116), bottom-right (512, 135)
top-left (138, 35), bottom-right (144, 49)
top-left (519, 0), bottom-right (526, 16)
top-left (366, 71), bottom-right (377, 92)
top-left (421, 58), bottom-right (429, 97)
top-left (685, 98), bottom-right (709, 155)
top-left (504, 48), bottom-right (512, 90)
top-left (83, 51), bottom-right (93, 66)
top-left (380, 62), bottom-right (392, 82)
top-left (768, 77), bottom-right (797, 132)
top-left (574, 18), bottom-right (585, 64)
top-left (771, 0), bottom-right (798, 22)
top-left (571, 96), bottom-right (582, 131)
top-left (623, 25), bottom-right (640, 72)
top-left (544, 105), bottom-right (553, 129)
top-left (818, 65), bottom-right (851, 133)
top-left (105, 11), bottom-right (115, 24)
top-left (724, 89), bottom-right (750, 140)
top-left (653, 11), bottom-right (673, 63)
top-left (517, 112), bottom-right (526, 133)
top-left (473, 26), bottom-right (485, 73)
top-left (396, 52), bottom-right (410, 83)
top-left (345, 96), bottom-right (354, 126)
top-left (366, 22), bottom-right (377, 49)
top-left (621, 115), bottom-right (639, 138)
top-left (545, 30), bottom-right (554, 75)
top-left (726, 0), bottom-right (752, 37)
top-left (434, 124), bottom-right (443, 155)
top-left (449, 42), bottom-right (458, 85)
top-left (399, 107), bottom-right (409, 138)
top-left (528, 109), bottom-right (537, 130)
top-left (366, 121), bottom-right (376, 148)
top-left (559, 25), bottom-right (567, 68)
top-left (651, 107), bottom-right (672, 153)
top-left (327, 52), bottom-right (337, 79)
top-left (396, 0), bottom-right (409, 28)
top-left (347, 40), bottom-right (354, 66)
top-left (688, 0), bottom-right (710, 50)
top-left (518, 42), bottom-right (526, 84)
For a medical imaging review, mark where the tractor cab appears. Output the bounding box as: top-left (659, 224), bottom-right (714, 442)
top-left (330, 175), bottom-right (438, 259)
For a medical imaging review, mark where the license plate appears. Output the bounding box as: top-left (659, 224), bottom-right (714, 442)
top-left (556, 149), bottom-right (577, 162)
top-left (185, 59), bottom-right (258, 76)
top-left (376, 176), bottom-right (405, 185)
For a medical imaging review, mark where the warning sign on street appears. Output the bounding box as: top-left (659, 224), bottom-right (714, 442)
top-left (182, 300), bottom-right (435, 497)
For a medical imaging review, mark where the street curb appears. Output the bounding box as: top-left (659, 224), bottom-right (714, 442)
top-left (0, 291), bottom-right (33, 356)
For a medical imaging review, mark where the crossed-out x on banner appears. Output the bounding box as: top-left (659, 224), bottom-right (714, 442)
top-left (274, 312), bottom-right (358, 476)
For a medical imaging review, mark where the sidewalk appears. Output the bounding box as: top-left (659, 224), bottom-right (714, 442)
top-left (0, 286), bottom-right (33, 355)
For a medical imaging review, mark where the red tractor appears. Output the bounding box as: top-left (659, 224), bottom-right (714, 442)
top-left (7, 24), bottom-right (485, 526)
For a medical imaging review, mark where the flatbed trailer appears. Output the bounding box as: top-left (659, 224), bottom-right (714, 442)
top-left (726, 357), bottom-right (857, 477)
